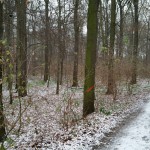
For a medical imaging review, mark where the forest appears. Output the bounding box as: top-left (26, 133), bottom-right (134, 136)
top-left (0, 0), bottom-right (150, 149)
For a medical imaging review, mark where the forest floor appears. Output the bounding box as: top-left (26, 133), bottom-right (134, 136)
top-left (2, 78), bottom-right (150, 150)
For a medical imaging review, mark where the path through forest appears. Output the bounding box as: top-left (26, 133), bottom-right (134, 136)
top-left (97, 95), bottom-right (150, 150)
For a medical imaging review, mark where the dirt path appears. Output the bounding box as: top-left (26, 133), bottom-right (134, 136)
top-left (95, 95), bottom-right (150, 150)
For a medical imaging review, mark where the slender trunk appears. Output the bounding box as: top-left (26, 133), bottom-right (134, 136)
top-left (72, 0), bottom-right (79, 87)
top-left (106, 0), bottom-right (116, 95)
top-left (146, 19), bottom-right (150, 67)
top-left (56, 0), bottom-right (62, 94)
top-left (60, 58), bottom-right (64, 85)
top-left (0, 1), bottom-right (6, 142)
top-left (16, 0), bottom-right (27, 97)
top-left (99, 0), bottom-right (104, 49)
top-left (130, 0), bottom-right (138, 84)
top-left (5, 0), bottom-right (13, 104)
top-left (15, 59), bottom-right (18, 90)
top-left (32, 28), bottom-right (36, 76)
top-left (59, 0), bottom-right (66, 86)
top-left (118, 0), bottom-right (124, 58)
top-left (44, 0), bottom-right (49, 82)
top-left (104, 0), bottom-right (109, 61)
top-left (128, 15), bottom-right (134, 60)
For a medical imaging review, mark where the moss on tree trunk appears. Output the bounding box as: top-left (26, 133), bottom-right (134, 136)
top-left (83, 0), bottom-right (99, 117)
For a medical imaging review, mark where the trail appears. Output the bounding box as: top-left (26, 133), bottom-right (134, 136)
top-left (97, 95), bottom-right (150, 150)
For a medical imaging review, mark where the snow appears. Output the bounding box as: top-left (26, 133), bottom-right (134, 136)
top-left (100, 95), bottom-right (150, 150)
top-left (2, 79), bottom-right (150, 150)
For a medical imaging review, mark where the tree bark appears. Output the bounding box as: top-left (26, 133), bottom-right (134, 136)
top-left (5, 0), bottom-right (13, 104)
top-left (104, 0), bottom-right (109, 58)
top-left (118, 0), bottom-right (124, 58)
top-left (59, 0), bottom-right (66, 86)
top-left (106, 0), bottom-right (116, 95)
top-left (56, 0), bottom-right (62, 94)
top-left (130, 0), bottom-right (139, 84)
top-left (72, 0), bottom-right (80, 87)
top-left (16, 0), bottom-right (27, 97)
top-left (83, 0), bottom-right (99, 117)
top-left (0, 1), bottom-right (6, 142)
top-left (99, 0), bottom-right (109, 61)
top-left (146, 18), bottom-right (150, 67)
top-left (44, 0), bottom-right (49, 82)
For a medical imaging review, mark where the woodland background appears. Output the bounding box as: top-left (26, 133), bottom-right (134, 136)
top-left (0, 0), bottom-right (150, 149)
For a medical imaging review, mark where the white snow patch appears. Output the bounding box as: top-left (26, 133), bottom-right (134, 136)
top-left (102, 95), bottom-right (150, 150)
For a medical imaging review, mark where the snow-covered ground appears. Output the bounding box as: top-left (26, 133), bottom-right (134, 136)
top-left (2, 79), bottom-right (150, 150)
top-left (98, 94), bottom-right (150, 150)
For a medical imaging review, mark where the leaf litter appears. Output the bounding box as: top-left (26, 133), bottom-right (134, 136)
top-left (2, 79), bottom-right (150, 150)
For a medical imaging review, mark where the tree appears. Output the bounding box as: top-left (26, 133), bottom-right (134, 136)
top-left (117, 0), bottom-right (124, 58)
top-left (83, 0), bottom-right (99, 117)
top-left (0, 1), bottom-right (6, 142)
top-left (99, 0), bottom-right (109, 61)
top-left (72, 0), bottom-right (80, 87)
top-left (130, 0), bottom-right (139, 84)
top-left (16, 0), bottom-right (27, 96)
top-left (59, 0), bottom-right (66, 86)
top-left (145, 17), bottom-right (150, 67)
top-left (106, 0), bottom-right (116, 95)
top-left (56, 0), bottom-right (62, 94)
top-left (44, 0), bottom-right (49, 82)
top-left (127, 8), bottom-right (134, 60)
top-left (5, 0), bottom-right (14, 104)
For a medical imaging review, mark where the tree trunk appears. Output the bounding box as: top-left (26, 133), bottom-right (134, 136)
top-left (99, 0), bottom-right (108, 61)
top-left (16, 0), bottom-right (27, 97)
top-left (118, 0), bottom-right (124, 58)
top-left (146, 18), bottom-right (150, 67)
top-left (83, 0), bottom-right (99, 117)
top-left (5, 0), bottom-right (13, 104)
top-left (72, 0), bottom-right (80, 87)
top-left (59, 0), bottom-right (66, 86)
top-left (60, 58), bottom-right (64, 85)
top-left (32, 27), bottom-right (36, 76)
top-left (56, 0), bottom-right (62, 94)
top-left (130, 0), bottom-right (139, 84)
top-left (44, 0), bottom-right (49, 82)
top-left (0, 1), bottom-right (6, 142)
top-left (127, 8), bottom-right (134, 60)
top-left (106, 0), bottom-right (116, 95)
top-left (105, 0), bottom-right (109, 57)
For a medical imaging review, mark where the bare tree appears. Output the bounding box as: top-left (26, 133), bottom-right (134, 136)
top-left (56, 0), bottom-right (62, 94)
top-left (106, 0), bottom-right (116, 94)
top-left (99, 0), bottom-right (109, 61)
top-left (117, 0), bottom-right (124, 58)
top-left (15, 0), bottom-right (27, 97)
top-left (146, 17), bottom-right (150, 67)
top-left (5, 0), bottom-right (14, 104)
top-left (130, 0), bottom-right (139, 84)
top-left (72, 0), bottom-right (80, 87)
top-left (44, 0), bottom-right (49, 82)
